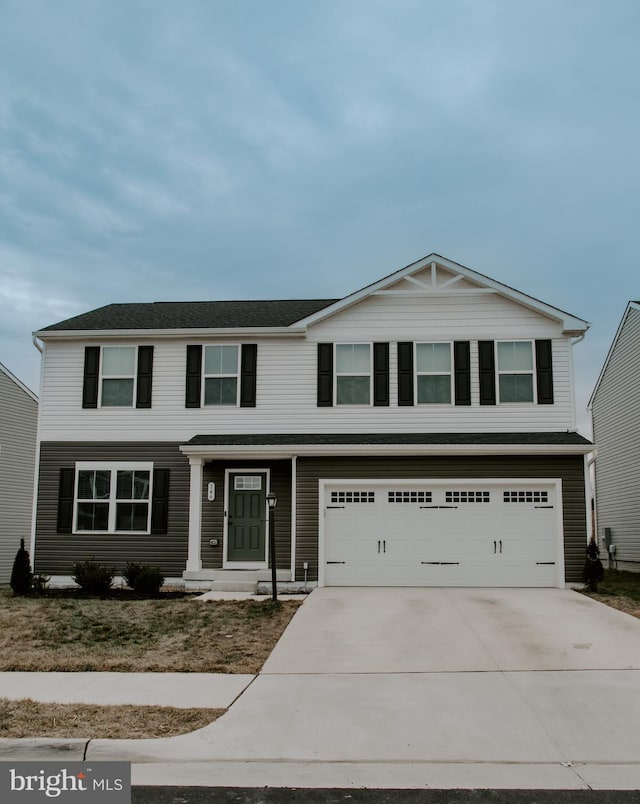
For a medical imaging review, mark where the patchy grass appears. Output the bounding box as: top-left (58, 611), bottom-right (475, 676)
top-left (0, 593), bottom-right (301, 673)
top-left (0, 698), bottom-right (223, 739)
top-left (581, 569), bottom-right (640, 618)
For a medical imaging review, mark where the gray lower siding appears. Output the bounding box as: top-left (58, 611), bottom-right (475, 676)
top-left (34, 442), bottom-right (189, 576)
top-left (294, 455), bottom-right (587, 584)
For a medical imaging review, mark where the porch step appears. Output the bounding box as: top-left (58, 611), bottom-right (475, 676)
top-left (211, 580), bottom-right (258, 593)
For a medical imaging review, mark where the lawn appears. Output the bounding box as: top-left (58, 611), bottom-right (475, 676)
top-left (0, 592), bottom-right (301, 673)
top-left (0, 591), bottom-right (301, 740)
top-left (580, 568), bottom-right (640, 617)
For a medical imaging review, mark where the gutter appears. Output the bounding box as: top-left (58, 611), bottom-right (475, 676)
top-left (179, 443), bottom-right (595, 460)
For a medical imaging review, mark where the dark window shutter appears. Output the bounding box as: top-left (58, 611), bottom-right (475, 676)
top-left (151, 468), bottom-right (170, 534)
top-left (136, 345), bottom-right (154, 408)
top-left (240, 344), bottom-right (258, 407)
top-left (535, 340), bottom-right (554, 404)
top-left (317, 343), bottom-right (333, 407)
top-left (185, 345), bottom-right (202, 408)
top-left (397, 342), bottom-right (414, 406)
top-left (373, 342), bottom-right (390, 406)
top-left (454, 341), bottom-right (471, 405)
top-left (82, 346), bottom-right (100, 409)
top-left (478, 341), bottom-right (496, 405)
top-left (57, 468), bottom-right (75, 533)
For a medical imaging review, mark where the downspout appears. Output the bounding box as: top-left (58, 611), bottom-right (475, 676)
top-left (29, 335), bottom-right (45, 567)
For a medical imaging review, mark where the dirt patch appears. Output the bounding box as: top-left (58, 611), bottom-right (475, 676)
top-left (0, 698), bottom-right (223, 739)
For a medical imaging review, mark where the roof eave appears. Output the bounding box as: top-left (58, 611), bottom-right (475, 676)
top-left (34, 326), bottom-right (308, 341)
top-left (180, 442), bottom-right (594, 459)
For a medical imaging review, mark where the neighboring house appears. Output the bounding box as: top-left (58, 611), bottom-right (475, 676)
top-left (31, 254), bottom-right (593, 591)
top-left (0, 362), bottom-right (38, 585)
top-left (589, 301), bottom-right (640, 571)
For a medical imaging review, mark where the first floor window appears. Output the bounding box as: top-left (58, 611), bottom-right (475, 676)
top-left (101, 346), bottom-right (136, 406)
top-left (416, 342), bottom-right (452, 403)
top-left (497, 341), bottom-right (534, 403)
top-left (75, 464), bottom-right (152, 533)
top-left (335, 343), bottom-right (371, 405)
top-left (204, 345), bottom-right (239, 405)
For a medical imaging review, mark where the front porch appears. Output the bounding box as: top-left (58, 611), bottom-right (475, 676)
top-left (181, 453), bottom-right (297, 591)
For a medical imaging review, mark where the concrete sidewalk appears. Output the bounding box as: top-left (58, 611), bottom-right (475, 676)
top-left (0, 672), bottom-right (254, 709)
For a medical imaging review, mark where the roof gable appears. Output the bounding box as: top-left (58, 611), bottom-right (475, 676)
top-left (0, 362), bottom-right (38, 402)
top-left (589, 301), bottom-right (640, 406)
top-left (296, 254), bottom-right (590, 335)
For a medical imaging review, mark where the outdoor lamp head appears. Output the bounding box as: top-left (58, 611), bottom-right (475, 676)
top-left (266, 492), bottom-right (277, 509)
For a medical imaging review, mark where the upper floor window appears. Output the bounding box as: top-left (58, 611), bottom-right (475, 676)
top-left (82, 345), bottom-right (153, 409)
top-left (335, 343), bottom-right (371, 405)
top-left (497, 341), bottom-right (534, 403)
top-left (101, 346), bottom-right (136, 406)
top-left (204, 345), bottom-right (239, 406)
top-left (416, 342), bottom-right (453, 404)
top-left (74, 463), bottom-right (152, 534)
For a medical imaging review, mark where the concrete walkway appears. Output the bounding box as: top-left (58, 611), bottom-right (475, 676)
top-left (3, 588), bottom-right (640, 790)
top-left (0, 672), bottom-right (253, 709)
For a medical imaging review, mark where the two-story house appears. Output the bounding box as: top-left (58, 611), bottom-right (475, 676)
top-left (1, 362), bottom-right (38, 585)
top-left (31, 254), bottom-right (592, 591)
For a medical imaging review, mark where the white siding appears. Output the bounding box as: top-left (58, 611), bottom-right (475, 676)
top-left (39, 288), bottom-right (576, 442)
top-left (0, 369), bottom-right (38, 584)
top-left (592, 305), bottom-right (640, 566)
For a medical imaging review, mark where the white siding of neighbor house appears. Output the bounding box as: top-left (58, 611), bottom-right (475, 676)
top-left (592, 304), bottom-right (640, 568)
top-left (38, 288), bottom-right (577, 442)
top-left (0, 367), bottom-right (38, 584)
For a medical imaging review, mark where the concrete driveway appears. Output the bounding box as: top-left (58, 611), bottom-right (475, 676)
top-left (86, 587), bottom-right (640, 789)
top-left (263, 587), bottom-right (640, 673)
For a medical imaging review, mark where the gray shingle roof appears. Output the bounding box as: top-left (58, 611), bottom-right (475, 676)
top-left (186, 432), bottom-right (592, 447)
top-left (41, 299), bottom-right (339, 331)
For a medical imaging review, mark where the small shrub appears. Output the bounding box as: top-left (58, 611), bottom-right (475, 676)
top-left (124, 562), bottom-right (165, 595)
top-left (10, 539), bottom-right (33, 595)
top-left (72, 558), bottom-right (115, 595)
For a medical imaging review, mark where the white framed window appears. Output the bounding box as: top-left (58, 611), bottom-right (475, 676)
top-left (497, 341), bottom-right (535, 403)
top-left (101, 346), bottom-right (136, 407)
top-left (335, 343), bottom-right (371, 405)
top-left (204, 345), bottom-right (239, 406)
top-left (74, 462), bottom-right (153, 534)
top-left (415, 342), bottom-right (453, 404)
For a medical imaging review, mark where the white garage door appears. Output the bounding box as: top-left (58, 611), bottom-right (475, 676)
top-left (322, 480), bottom-right (562, 587)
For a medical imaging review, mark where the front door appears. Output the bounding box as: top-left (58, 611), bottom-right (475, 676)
top-left (227, 472), bottom-right (267, 562)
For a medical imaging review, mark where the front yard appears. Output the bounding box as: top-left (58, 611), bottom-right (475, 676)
top-left (0, 592), bottom-right (300, 673)
top-left (0, 591), bottom-right (301, 739)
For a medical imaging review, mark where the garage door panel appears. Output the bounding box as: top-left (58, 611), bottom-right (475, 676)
top-left (323, 481), bottom-right (560, 587)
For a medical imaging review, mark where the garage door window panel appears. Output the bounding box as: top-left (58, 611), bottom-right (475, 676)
top-left (416, 343), bottom-right (453, 404)
top-left (497, 341), bottom-right (535, 403)
top-left (336, 344), bottom-right (371, 405)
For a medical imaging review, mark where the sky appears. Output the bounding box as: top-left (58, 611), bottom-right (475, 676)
top-left (1, 0), bottom-right (639, 437)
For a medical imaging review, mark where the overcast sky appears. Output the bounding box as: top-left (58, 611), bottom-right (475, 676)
top-left (1, 0), bottom-right (638, 436)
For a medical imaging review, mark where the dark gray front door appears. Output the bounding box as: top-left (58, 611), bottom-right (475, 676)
top-left (227, 472), bottom-right (267, 562)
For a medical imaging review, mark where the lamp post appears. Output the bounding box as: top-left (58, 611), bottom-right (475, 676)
top-left (266, 492), bottom-right (278, 602)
